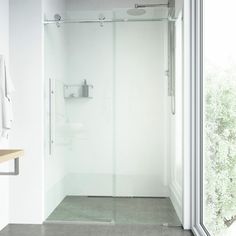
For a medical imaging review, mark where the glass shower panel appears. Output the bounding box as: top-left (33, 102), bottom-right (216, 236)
top-left (114, 20), bottom-right (168, 197)
top-left (44, 24), bottom-right (69, 219)
top-left (113, 16), bottom-right (181, 225)
top-left (63, 22), bottom-right (114, 223)
top-left (44, 22), bottom-right (114, 223)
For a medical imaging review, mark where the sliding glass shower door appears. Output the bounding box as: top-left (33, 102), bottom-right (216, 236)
top-left (44, 6), bottom-right (182, 226)
top-left (44, 22), bottom-right (115, 223)
top-left (112, 17), bottom-right (182, 226)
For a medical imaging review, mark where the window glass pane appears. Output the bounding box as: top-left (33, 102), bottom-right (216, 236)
top-left (203, 0), bottom-right (236, 235)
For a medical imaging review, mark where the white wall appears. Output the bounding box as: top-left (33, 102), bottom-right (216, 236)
top-left (0, 0), bottom-right (10, 231)
top-left (115, 21), bottom-right (169, 196)
top-left (62, 19), bottom-right (169, 197)
top-left (9, 0), bottom-right (44, 224)
top-left (169, 12), bottom-right (183, 221)
top-left (65, 21), bottom-right (114, 196)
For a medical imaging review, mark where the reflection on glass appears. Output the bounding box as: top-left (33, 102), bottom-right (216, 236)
top-left (203, 0), bottom-right (236, 235)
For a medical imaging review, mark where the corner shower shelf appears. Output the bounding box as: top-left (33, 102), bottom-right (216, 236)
top-left (64, 83), bottom-right (93, 99)
top-left (0, 149), bottom-right (24, 176)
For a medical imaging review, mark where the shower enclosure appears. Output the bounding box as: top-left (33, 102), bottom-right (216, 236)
top-left (44, 2), bottom-right (183, 226)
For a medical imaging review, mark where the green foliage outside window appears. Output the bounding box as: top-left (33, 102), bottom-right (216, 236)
top-left (204, 62), bottom-right (236, 235)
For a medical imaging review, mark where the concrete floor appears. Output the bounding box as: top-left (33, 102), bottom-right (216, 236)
top-left (0, 197), bottom-right (191, 236)
top-left (46, 196), bottom-right (181, 226)
top-left (0, 224), bottom-right (193, 236)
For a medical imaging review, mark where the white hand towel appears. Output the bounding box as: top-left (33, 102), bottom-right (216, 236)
top-left (0, 55), bottom-right (15, 138)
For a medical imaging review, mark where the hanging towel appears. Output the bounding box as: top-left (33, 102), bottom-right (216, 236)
top-left (0, 55), bottom-right (14, 138)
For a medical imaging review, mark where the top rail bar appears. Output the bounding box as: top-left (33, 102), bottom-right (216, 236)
top-left (44, 17), bottom-right (176, 25)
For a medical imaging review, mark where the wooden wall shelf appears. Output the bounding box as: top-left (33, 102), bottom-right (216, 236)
top-left (0, 149), bottom-right (24, 175)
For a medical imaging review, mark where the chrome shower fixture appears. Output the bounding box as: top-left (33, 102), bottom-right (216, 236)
top-left (54, 14), bottom-right (61, 21)
top-left (54, 14), bottom-right (62, 27)
top-left (98, 14), bottom-right (106, 27)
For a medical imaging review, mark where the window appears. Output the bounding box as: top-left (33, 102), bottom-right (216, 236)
top-left (200, 0), bottom-right (236, 235)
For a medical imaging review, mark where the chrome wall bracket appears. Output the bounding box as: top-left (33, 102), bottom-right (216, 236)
top-left (0, 158), bottom-right (19, 176)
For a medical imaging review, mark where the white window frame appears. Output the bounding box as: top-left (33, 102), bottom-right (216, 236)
top-left (188, 0), bottom-right (210, 235)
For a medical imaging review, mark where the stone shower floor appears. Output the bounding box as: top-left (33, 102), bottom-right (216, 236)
top-left (46, 196), bottom-right (181, 226)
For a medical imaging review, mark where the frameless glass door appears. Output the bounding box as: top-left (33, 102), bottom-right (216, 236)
top-left (44, 21), bottom-right (114, 223)
top-left (202, 0), bottom-right (236, 235)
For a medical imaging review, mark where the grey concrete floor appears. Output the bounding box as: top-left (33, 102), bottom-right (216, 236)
top-left (46, 196), bottom-right (182, 226)
top-left (0, 224), bottom-right (193, 236)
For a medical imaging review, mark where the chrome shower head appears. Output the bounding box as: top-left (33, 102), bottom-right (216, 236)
top-left (54, 14), bottom-right (62, 27)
